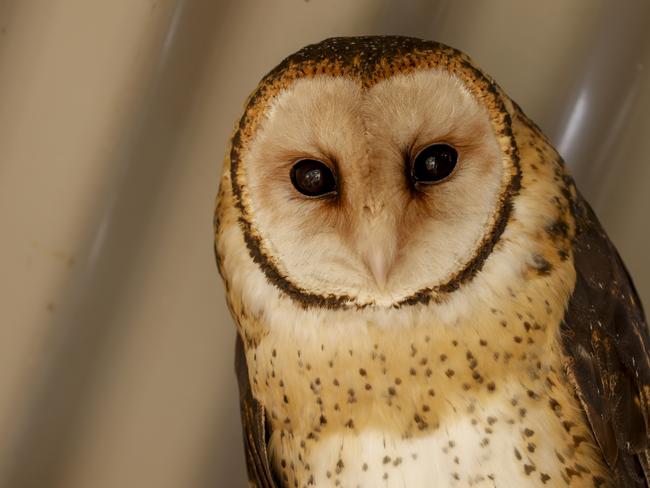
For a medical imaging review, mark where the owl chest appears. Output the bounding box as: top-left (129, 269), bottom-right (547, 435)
top-left (303, 409), bottom-right (558, 487)
top-left (276, 389), bottom-right (607, 488)
top-left (258, 338), bottom-right (608, 488)
top-left (249, 288), bottom-right (608, 487)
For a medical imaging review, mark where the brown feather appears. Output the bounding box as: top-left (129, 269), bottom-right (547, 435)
top-left (562, 192), bottom-right (650, 487)
top-left (235, 334), bottom-right (278, 487)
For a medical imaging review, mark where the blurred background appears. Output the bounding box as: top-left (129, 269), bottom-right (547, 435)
top-left (1, 0), bottom-right (648, 487)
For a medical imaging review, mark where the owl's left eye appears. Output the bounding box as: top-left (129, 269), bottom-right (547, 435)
top-left (410, 143), bottom-right (458, 185)
top-left (290, 159), bottom-right (337, 197)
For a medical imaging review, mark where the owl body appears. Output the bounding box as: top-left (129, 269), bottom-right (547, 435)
top-left (215, 37), bottom-right (650, 487)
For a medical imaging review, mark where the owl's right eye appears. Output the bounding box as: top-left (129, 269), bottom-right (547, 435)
top-left (290, 159), bottom-right (337, 197)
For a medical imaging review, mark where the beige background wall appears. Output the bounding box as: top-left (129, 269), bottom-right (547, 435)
top-left (1, 1), bottom-right (648, 487)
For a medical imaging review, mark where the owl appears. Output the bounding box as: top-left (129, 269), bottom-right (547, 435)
top-left (214, 36), bottom-right (650, 487)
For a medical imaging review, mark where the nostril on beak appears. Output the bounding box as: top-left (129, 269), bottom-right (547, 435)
top-left (363, 202), bottom-right (384, 216)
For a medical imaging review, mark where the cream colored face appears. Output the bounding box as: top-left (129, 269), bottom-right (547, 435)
top-left (243, 70), bottom-right (505, 306)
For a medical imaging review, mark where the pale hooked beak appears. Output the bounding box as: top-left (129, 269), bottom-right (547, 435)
top-left (364, 247), bottom-right (390, 289)
top-left (357, 204), bottom-right (397, 291)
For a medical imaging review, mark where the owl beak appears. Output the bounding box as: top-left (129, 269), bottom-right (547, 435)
top-left (357, 202), bottom-right (397, 290)
top-left (359, 221), bottom-right (397, 290)
top-left (365, 247), bottom-right (391, 290)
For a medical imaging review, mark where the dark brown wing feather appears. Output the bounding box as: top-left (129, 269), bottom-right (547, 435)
top-left (235, 334), bottom-right (278, 487)
top-left (562, 192), bottom-right (650, 486)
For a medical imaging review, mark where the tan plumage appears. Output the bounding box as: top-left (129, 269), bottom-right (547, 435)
top-left (215, 36), bottom-right (649, 487)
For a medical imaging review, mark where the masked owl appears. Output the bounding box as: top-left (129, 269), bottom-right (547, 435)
top-left (214, 36), bottom-right (650, 487)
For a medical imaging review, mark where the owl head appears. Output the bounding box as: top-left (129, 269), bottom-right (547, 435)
top-left (220, 37), bottom-right (523, 309)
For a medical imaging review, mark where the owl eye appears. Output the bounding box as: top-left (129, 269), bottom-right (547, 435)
top-left (290, 159), bottom-right (337, 197)
top-left (411, 144), bottom-right (458, 185)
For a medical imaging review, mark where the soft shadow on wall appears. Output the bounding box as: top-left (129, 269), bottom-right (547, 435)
top-left (0, 1), bottom-right (648, 488)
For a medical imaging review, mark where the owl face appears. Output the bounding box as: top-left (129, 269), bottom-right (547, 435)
top-left (239, 69), bottom-right (508, 306)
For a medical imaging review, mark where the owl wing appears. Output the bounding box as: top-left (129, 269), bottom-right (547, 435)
top-left (561, 191), bottom-right (650, 486)
top-left (235, 334), bottom-right (279, 487)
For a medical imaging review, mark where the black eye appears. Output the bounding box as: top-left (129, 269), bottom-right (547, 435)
top-left (411, 144), bottom-right (458, 185)
top-left (290, 159), bottom-right (337, 197)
